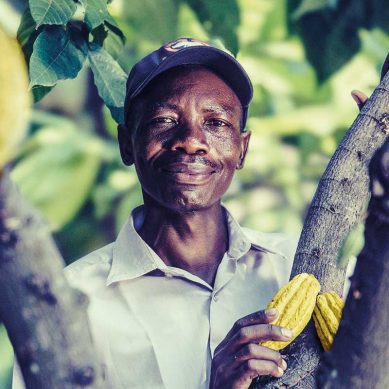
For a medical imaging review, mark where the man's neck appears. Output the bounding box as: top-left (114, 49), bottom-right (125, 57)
top-left (137, 202), bottom-right (229, 286)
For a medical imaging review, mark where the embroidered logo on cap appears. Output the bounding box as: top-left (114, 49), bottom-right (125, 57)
top-left (163, 38), bottom-right (209, 54)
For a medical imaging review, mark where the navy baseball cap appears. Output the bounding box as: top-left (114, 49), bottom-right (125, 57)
top-left (124, 38), bottom-right (253, 130)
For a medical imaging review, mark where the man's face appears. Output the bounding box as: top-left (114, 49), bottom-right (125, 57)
top-left (121, 66), bottom-right (250, 212)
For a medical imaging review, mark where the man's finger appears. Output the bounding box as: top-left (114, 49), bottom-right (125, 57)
top-left (351, 90), bottom-right (368, 110)
top-left (230, 343), bottom-right (286, 370)
top-left (214, 309), bottom-right (279, 356)
top-left (232, 309), bottom-right (278, 332)
top-left (227, 323), bottom-right (292, 352)
top-left (234, 358), bottom-right (285, 384)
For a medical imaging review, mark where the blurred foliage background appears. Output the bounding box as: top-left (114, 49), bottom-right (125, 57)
top-left (0, 0), bottom-right (388, 387)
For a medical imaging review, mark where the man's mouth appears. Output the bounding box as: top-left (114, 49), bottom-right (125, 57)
top-left (158, 162), bottom-right (217, 184)
top-left (161, 162), bottom-right (215, 174)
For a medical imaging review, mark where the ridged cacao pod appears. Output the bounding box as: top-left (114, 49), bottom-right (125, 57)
top-left (262, 273), bottom-right (321, 350)
top-left (313, 291), bottom-right (344, 352)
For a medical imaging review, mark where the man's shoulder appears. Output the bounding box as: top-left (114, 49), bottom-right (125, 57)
top-left (64, 243), bottom-right (115, 292)
top-left (241, 226), bottom-right (299, 261)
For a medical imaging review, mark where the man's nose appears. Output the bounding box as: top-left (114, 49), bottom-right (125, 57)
top-left (169, 121), bottom-right (210, 155)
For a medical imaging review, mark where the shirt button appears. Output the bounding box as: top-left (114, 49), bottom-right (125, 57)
top-left (212, 293), bottom-right (218, 302)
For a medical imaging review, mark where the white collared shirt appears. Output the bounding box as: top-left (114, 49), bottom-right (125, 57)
top-left (13, 206), bottom-right (297, 389)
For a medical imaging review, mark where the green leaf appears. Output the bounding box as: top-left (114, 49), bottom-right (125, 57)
top-left (91, 21), bottom-right (125, 59)
top-left (105, 14), bottom-right (126, 44)
top-left (91, 24), bottom-right (108, 46)
top-left (85, 0), bottom-right (110, 30)
top-left (29, 27), bottom-right (86, 87)
top-left (288, 0), bottom-right (389, 81)
top-left (32, 85), bottom-right (54, 102)
top-left (289, 1), bottom-right (365, 81)
top-left (87, 43), bottom-right (126, 108)
top-left (292, 0), bottom-right (338, 20)
top-left (107, 105), bottom-right (124, 124)
top-left (29, 0), bottom-right (77, 27)
top-left (17, 5), bottom-right (38, 61)
top-left (185, 0), bottom-right (240, 55)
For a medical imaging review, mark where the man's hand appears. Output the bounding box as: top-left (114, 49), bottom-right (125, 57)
top-left (210, 309), bottom-right (292, 389)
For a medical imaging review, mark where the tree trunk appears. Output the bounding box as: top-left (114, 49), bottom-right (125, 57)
top-left (317, 140), bottom-right (389, 388)
top-left (0, 171), bottom-right (103, 388)
top-left (253, 65), bottom-right (389, 388)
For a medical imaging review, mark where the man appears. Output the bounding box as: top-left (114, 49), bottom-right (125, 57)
top-left (12, 38), bottom-right (367, 389)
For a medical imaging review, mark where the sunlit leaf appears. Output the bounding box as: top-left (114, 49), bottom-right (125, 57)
top-left (292, 0), bottom-right (338, 20)
top-left (29, 0), bottom-right (77, 27)
top-left (85, 0), bottom-right (109, 30)
top-left (29, 27), bottom-right (86, 87)
top-left (87, 43), bottom-right (126, 108)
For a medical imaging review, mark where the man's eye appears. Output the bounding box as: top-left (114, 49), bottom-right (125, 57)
top-left (150, 117), bottom-right (176, 125)
top-left (206, 119), bottom-right (228, 127)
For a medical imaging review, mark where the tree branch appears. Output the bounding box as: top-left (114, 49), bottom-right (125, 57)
top-left (253, 63), bottom-right (389, 389)
top-left (317, 140), bottom-right (389, 389)
top-left (0, 171), bottom-right (103, 388)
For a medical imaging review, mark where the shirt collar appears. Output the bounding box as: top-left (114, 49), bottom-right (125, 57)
top-left (106, 205), bottom-right (288, 286)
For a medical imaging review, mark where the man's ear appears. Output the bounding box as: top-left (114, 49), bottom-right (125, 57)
top-left (236, 130), bottom-right (251, 170)
top-left (118, 123), bottom-right (134, 166)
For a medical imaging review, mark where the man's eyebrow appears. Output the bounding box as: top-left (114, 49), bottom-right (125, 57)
top-left (202, 104), bottom-right (236, 115)
top-left (145, 102), bottom-right (178, 114)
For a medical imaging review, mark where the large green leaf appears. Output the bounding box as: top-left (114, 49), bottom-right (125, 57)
top-left (29, 26), bottom-right (86, 87)
top-left (85, 0), bottom-right (109, 30)
top-left (288, 0), bottom-right (389, 81)
top-left (29, 0), bottom-right (77, 27)
top-left (87, 43), bottom-right (126, 108)
top-left (290, 1), bottom-right (365, 81)
top-left (185, 0), bottom-right (240, 55)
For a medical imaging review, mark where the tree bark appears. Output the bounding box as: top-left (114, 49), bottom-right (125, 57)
top-left (317, 140), bottom-right (389, 389)
top-left (0, 171), bottom-right (103, 388)
top-left (253, 66), bottom-right (389, 388)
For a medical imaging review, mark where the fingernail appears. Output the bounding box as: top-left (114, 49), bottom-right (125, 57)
top-left (281, 328), bottom-right (293, 338)
top-left (281, 359), bottom-right (287, 370)
top-left (266, 308), bottom-right (277, 316)
top-left (277, 366), bottom-right (284, 376)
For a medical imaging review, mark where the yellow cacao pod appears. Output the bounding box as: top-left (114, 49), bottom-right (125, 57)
top-left (0, 27), bottom-right (30, 170)
top-left (262, 273), bottom-right (320, 350)
top-left (313, 291), bottom-right (344, 352)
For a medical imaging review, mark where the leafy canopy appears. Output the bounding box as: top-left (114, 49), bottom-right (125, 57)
top-left (19, 0), bottom-right (127, 123)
